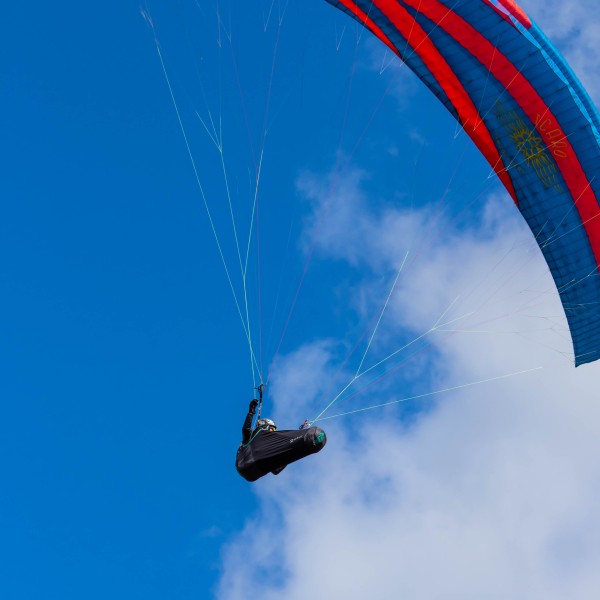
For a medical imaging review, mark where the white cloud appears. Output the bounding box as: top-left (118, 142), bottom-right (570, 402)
top-left (267, 339), bottom-right (341, 427)
top-left (217, 162), bottom-right (600, 599)
top-left (297, 166), bottom-right (424, 271)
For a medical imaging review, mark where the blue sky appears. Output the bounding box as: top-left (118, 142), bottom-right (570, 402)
top-left (3, 1), bottom-right (600, 598)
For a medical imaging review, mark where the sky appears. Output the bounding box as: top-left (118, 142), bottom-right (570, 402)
top-left (2, 1), bottom-right (600, 598)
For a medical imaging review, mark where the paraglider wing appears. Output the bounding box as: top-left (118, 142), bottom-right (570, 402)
top-left (325, 0), bottom-right (600, 365)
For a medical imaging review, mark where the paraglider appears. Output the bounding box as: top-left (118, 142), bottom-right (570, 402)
top-left (324, 0), bottom-right (600, 366)
top-left (236, 388), bottom-right (327, 482)
top-left (144, 0), bottom-right (600, 464)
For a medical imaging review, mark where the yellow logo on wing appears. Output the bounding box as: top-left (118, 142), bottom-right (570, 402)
top-left (493, 100), bottom-right (564, 193)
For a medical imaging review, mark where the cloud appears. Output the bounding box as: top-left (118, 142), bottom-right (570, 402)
top-left (297, 166), bottom-right (425, 272)
top-left (217, 161), bottom-right (600, 599)
top-left (267, 339), bottom-right (342, 426)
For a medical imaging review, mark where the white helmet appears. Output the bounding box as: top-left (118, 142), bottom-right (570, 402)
top-left (256, 418), bottom-right (277, 432)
